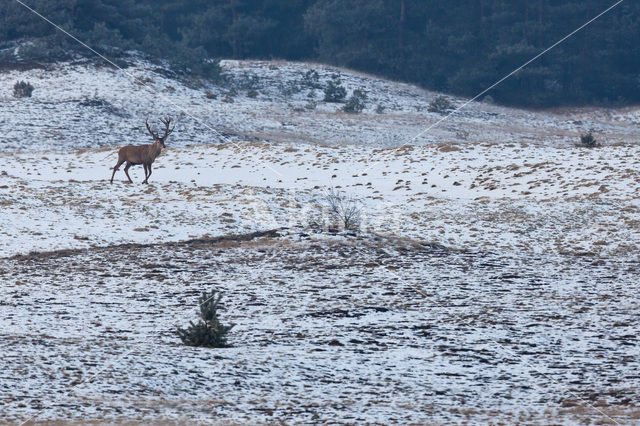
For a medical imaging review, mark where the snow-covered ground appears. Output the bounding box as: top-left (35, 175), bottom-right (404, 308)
top-left (2, 235), bottom-right (639, 424)
top-left (1, 57), bottom-right (639, 424)
top-left (1, 141), bottom-right (639, 258)
top-left (1, 58), bottom-right (639, 152)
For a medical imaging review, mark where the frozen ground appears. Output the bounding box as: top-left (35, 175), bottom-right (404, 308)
top-left (2, 233), bottom-right (639, 424)
top-left (1, 141), bottom-right (639, 258)
top-left (1, 57), bottom-right (639, 424)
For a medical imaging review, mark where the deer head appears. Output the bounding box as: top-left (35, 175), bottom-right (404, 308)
top-left (145, 117), bottom-right (175, 147)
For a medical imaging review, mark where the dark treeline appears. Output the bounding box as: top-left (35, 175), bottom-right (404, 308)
top-left (1, 0), bottom-right (638, 107)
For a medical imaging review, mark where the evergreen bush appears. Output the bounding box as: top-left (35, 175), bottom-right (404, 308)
top-left (13, 81), bottom-right (34, 98)
top-left (428, 95), bottom-right (454, 115)
top-left (323, 76), bottom-right (347, 103)
top-left (301, 69), bottom-right (322, 89)
top-left (342, 89), bottom-right (367, 113)
top-left (579, 131), bottom-right (599, 148)
top-left (177, 289), bottom-right (234, 348)
top-left (279, 81), bottom-right (302, 97)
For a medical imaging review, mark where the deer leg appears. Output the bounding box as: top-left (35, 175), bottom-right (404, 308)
top-left (110, 160), bottom-right (124, 184)
top-left (124, 162), bottom-right (133, 183)
top-left (142, 164), bottom-right (149, 184)
top-left (146, 164), bottom-right (152, 183)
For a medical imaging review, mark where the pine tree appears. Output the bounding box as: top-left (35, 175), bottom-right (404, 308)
top-left (177, 289), bottom-right (234, 348)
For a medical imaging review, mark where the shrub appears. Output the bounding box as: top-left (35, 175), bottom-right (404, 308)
top-left (177, 289), bottom-right (234, 348)
top-left (375, 104), bottom-right (386, 114)
top-left (247, 88), bottom-right (259, 98)
top-left (205, 90), bottom-right (217, 99)
top-left (279, 81), bottom-right (302, 97)
top-left (79, 97), bottom-right (108, 107)
top-left (342, 89), bottom-right (367, 113)
top-left (13, 81), bottom-right (34, 98)
top-left (78, 96), bottom-right (128, 117)
top-left (307, 188), bottom-right (362, 233)
top-left (323, 76), bottom-right (347, 103)
top-left (301, 69), bottom-right (322, 89)
top-left (579, 131), bottom-right (599, 148)
top-left (244, 75), bottom-right (262, 91)
top-left (428, 95), bottom-right (455, 115)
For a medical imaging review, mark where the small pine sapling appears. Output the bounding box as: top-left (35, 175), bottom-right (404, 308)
top-left (177, 289), bottom-right (234, 348)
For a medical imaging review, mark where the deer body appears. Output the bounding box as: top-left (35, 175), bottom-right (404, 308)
top-left (110, 117), bottom-right (174, 184)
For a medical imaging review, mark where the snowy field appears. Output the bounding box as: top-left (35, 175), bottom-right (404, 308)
top-left (1, 57), bottom-right (639, 424)
top-left (1, 141), bottom-right (639, 258)
top-left (2, 234), bottom-right (639, 424)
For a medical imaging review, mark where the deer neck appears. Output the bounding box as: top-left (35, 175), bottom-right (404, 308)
top-left (150, 141), bottom-right (163, 158)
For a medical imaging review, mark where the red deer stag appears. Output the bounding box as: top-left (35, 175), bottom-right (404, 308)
top-left (110, 117), bottom-right (174, 184)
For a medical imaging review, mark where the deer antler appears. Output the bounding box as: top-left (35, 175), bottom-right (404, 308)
top-left (160, 117), bottom-right (175, 139)
top-left (145, 117), bottom-right (159, 139)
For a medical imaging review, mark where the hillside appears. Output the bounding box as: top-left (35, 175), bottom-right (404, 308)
top-left (1, 57), bottom-right (639, 258)
top-left (1, 58), bottom-right (639, 424)
top-left (1, 57), bottom-right (640, 152)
